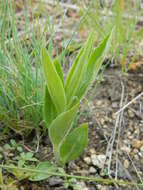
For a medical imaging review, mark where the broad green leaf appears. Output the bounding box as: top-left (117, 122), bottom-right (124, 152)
top-left (76, 31), bottom-right (113, 99)
top-left (64, 47), bottom-right (84, 88)
top-left (49, 101), bottom-right (80, 149)
top-left (44, 58), bottom-right (64, 127)
top-left (42, 48), bottom-right (66, 114)
top-left (60, 123), bottom-right (88, 164)
top-left (29, 162), bottom-right (57, 181)
top-left (44, 86), bottom-right (57, 127)
top-left (53, 58), bottom-right (64, 85)
top-left (65, 33), bottom-right (95, 107)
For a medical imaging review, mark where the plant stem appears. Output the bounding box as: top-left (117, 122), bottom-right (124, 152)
top-left (0, 164), bottom-right (142, 187)
top-left (53, 147), bottom-right (62, 166)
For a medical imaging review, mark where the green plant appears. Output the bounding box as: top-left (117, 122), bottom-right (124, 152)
top-left (80, 0), bottom-right (142, 72)
top-left (0, 168), bottom-right (18, 190)
top-left (15, 152), bottom-right (37, 168)
top-left (42, 30), bottom-right (113, 165)
top-left (0, 0), bottom-right (46, 134)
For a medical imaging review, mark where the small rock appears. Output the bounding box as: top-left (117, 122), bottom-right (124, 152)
top-left (128, 135), bottom-right (134, 140)
top-left (89, 148), bottom-right (96, 155)
top-left (132, 140), bottom-right (143, 149)
top-left (124, 139), bottom-right (131, 145)
top-left (133, 148), bottom-right (138, 154)
top-left (112, 113), bottom-right (116, 119)
top-left (108, 118), bottom-right (113, 123)
top-left (138, 152), bottom-right (142, 157)
top-left (97, 184), bottom-right (102, 189)
top-left (9, 153), bottom-right (14, 157)
top-left (89, 187), bottom-right (95, 190)
top-left (96, 100), bottom-right (102, 106)
top-left (112, 102), bottom-right (118, 108)
top-left (134, 154), bottom-right (139, 160)
top-left (101, 187), bottom-right (107, 190)
top-left (102, 187), bottom-right (108, 190)
top-left (97, 155), bottom-right (106, 166)
top-left (49, 177), bottom-right (63, 186)
top-left (103, 125), bottom-right (108, 128)
top-left (91, 154), bottom-right (100, 166)
top-left (89, 121), bottom-right (93, 126)
top-left (123, 159), bottom-right (129, 169)
top-left (121, 145), bottom-right (131, 153)
top-left (100, 118), bottom-right (105, 125)
top-left (127, 131), bottom-right (131, 136)
top-left (76, 181), bottom-right (86, 188)
top-left (89, 166), bottom-right (96, 174)
top-left (134, 129), bottom-right (140, 134)
top-left (91, 154), bottom-right (106, 168)
top-left (79, 169), bottom-right (89, 175)
top-left (128, 110), bottom-right (135, 118)
top-left (83, 157), bottom-right (91, 165)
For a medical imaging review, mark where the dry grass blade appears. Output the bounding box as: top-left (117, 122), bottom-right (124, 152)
top-left (115, 92), bottom-right (143, 115)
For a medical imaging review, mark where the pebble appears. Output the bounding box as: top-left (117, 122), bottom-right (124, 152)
top-left (128, 110), bottom-right (135, 118)
top-left (91, 154), bottom-right (106, 168)
top-left (128, 135), bottom-right (134, 140)
top-left (112, 102), bottom-right (118, 108)
top-left (103, 125), bottom-right (108, 128)
top-left (127, 131), bottom-right (131, 136)
top-left (132, 140), bottom-right (143, 149)
top-left (134, 129), bottom-right (140, 134)
top-left (89, 121), bottom-right (93, 126)
top-left (98, 155), bottom-right (106, 165)
top-left (109, 118), bottom-right (112, 123)
top-left (100, 118), bottom-right (105, 125)
top-left (83, 157), bottom-right (91, 165)
top-left (49, 177), bottom-right (63, 186)
top-left (123, 159), bottom-right (129, 169)
top-left (91, 154), bottom-right (100, 166)
top-left (96, 100), bottom-right (102, 106)
top-left (97, 184), bottom-right (107, 190)
top-left (120, 145), bottom-right (131, 153)
top-left (124, 139), bottom-right (131, 145)
top-left (133, 148), bottom-right (138, 154)
top-left (138, 152), bottom-right (142, 157)
top-left (101, 187), bottom-right (107, 190)
top-left (134, 154), bottom-right (139, 160)
top-left (89, 148), bottom-right (96, 155)
top-left (9, 153), bottom-right (14, 157)
top-left (89, 166), bottom-right (96, 174)
top-left (112, 113), bottom-right (116, 119)
top-left (76, 181), bottom-right (86, 188)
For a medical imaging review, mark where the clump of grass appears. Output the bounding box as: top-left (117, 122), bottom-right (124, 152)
top-left (0, 1), bottom-right (45, 134)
